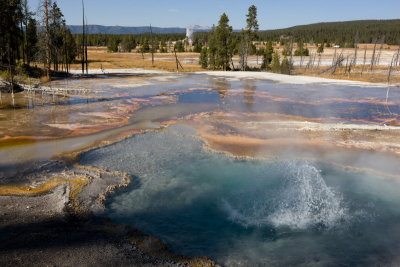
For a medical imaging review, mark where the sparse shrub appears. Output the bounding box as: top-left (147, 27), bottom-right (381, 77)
top-left (280, 56), bottom-right (291, 74)
top-left (317, 43), bottom-right (324, 54)
top-left (261, 42), bottom-right (274, 69)
top-left (174, 41), bottom-right (185, 52)
top-left (199, 47), bottom-right (208, 69)
top-left (294, 41), bottom-right (309, 56)
top-left (271, 51), bottom-right (281, 73)
top-left (193, 42), bottom-right (202, 53)
top-left (107, 39), bottom-right (120, 53)
top-left (0, 70), bottom-right (12, 82)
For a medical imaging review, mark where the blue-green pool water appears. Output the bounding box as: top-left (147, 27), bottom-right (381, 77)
top-left (81, 126), bottom-right (400, 266)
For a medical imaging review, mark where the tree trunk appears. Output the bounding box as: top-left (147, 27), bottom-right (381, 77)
top-left (44, 0), bottom-right (51, 78)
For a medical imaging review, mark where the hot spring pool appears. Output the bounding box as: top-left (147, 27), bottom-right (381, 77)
top-left (81, 126), bottom-right (400, 266)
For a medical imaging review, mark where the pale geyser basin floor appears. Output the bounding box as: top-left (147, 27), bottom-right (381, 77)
top-left (81, 125), bottom-right (400, 266)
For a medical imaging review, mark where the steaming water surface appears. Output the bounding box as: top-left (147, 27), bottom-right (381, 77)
top-left (4, 73), bottom-right (400, 265)
top-left (81, 126), bottom-right (400, 266)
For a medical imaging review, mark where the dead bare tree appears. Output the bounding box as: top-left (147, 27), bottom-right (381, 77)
top-left (344, 54), bottom-right (350, 75)
top-left (387, 54), bottom-right (395, 84)
top-left (173, 48), bottom-right (183, 72)
top-left (361, 45), bottom-right (367, 76)
top-left (230, 56), bottom-right (236, 70)
top-left (348, 34), bottom-right (359, 74)
top-left (85, 15), bottom-right (88, 74)
top-left (370, 39), bottom-right (377, 71)
top-left (305, 52), bottom-right (315, 70)
top-left (312, 52), bottom-right (317, 69)
top-left (331, 50), bottom-right (344, 74)
top-left (150, 24), bottom-right (155, 66)
top-left (239, 32), bottom-right (249, 71)
top-left (394, 42), bottom-right (400, 71)
top-left (317, 53), bottom-right (322, 69)
top-left (385, 54), bottom-right (396, 115)
top-left (289, 37), bottom-right (294, 74)
top-left (42, 0), bottom-right (51, 79)
top-left (300, 51), bottom-right (304, 69)
top-left (375, 36), bottom-right (385, 67)
top-left (81, 0), bottom-right (85, 74)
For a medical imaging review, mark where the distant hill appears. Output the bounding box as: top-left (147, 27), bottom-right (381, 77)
top-left (68, 25), bottom-right (187, 34)
top-left (71, 20), bottom-right (400, 45)
top-left (258, 19), bottom-right (400, 45)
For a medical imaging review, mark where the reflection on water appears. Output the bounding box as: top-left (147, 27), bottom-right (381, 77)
top-left (242, 79), bottom-right (257, 112)
top-left (81, 126), bottom-right (400, 266)
top-left (2, 72), bottom-right (400, 265)
top-left (1, 73), bottom-right (399, 141)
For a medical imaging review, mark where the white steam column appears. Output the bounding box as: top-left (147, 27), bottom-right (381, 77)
top-left (186, 26), bottom-right (194, 44)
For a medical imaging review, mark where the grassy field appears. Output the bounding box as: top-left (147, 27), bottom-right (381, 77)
top-left (68, 46), bottom-right (400, 85)
top-left (69, 47), bottom-right (203, 72)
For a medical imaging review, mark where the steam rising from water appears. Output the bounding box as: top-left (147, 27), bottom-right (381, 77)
top-left (81, 127), bottom-right (400, 266)
top-left (222, 161), bottom-right (347, 230)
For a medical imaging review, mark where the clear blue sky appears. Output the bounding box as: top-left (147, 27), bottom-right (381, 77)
top-left (29, 0), bottom-right (400, 30)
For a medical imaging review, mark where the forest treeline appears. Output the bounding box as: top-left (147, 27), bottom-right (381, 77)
top-left (258, 20), bottom-right (400, 46)
top-left (79, 19), bottom-right (400, 52)
top-left (1, 0), bottom-right (77, 92)
top-left (76, 33), bottom-right (186, 52)
top-left (194, 20), bottom-right (400, 46)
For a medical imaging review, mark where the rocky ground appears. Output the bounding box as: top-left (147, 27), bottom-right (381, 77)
top-left (0, 157), bottom-right (216, 267)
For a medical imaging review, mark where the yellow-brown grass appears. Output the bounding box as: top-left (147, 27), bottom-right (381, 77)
top-left (69, 47), bottom-right (202, 72)
top-left (293, 66), bottom-right (400, 85)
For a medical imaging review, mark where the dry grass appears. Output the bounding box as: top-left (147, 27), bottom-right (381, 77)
top-left (68, 46), bottom-right (400, 85)
top-left (293, 66), bottom-right (400, 85)
top-left (69, 47), bottom-right (202, 72)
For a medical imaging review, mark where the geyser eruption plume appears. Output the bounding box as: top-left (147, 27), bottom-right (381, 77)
top-left (186, 25), bottom-right (211, 44)
top-left (186, 26), bottom-right (194, 44)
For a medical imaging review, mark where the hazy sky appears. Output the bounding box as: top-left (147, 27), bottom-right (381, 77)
top-left (28, 0), bottom-right (400, 30)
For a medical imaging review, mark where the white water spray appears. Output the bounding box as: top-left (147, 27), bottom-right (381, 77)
top-left (223, 161), bottom-right (348, 230)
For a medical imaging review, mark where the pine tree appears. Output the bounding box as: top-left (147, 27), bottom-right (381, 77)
top-left (21, 0), bottom-right (32, 65)
top-left (160, 40), bottom-right (167, 53)
top-left (174, 41), bottom-right (185, 52)
top-left (294, 41), bottom-right (309, 56)
top-left (141, 38), bottom-right (150, 53)
top-left (271, 51), bottom-right (281, 73)
top-left (317, 43), bottom-right (324, 54)
top-left (0, 0), bottom-right (23, 65)
top-left (26, 18), bottom-right (38, 65)
top-left (39, 0), bottom-right (52, 78)
top-left (240, 5), bottom-right (259, 71)
top-left (214, 13), bottom-right (233, 71)
top-left (107, 39), bottom-right (119, 52)
top-left (207, 25), bottom-right (217, 70)
top-left (0, 0), bottom-right (23, 92)
top-left (49, 2), bottom-right (66, 71)
top-left (120, 35), bottom-right (134, 52)
top-left (262, 41), bottom-right (274, 69)
top-left (281, 56), bottom-right (291, 74)
top-left (193, 41), bottom-right (202, 53)
top-left (199, 47), bottom-right (208, 69)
